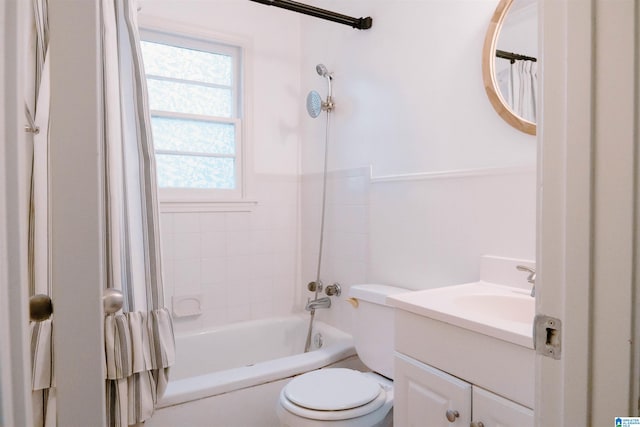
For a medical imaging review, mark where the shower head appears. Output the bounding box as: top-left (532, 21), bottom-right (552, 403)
top-left (316, 64), bottom-right (332, 79)
top-left (306, 91), bottom-right (323, 118)
top-left (315, 63), bottom-right (334, 101)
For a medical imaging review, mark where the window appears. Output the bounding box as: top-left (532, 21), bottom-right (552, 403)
top-left (140, 30), bottom-right (243, 200)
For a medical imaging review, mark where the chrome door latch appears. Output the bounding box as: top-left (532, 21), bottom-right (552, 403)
top-left (534, 315), bottom-right (562, 360)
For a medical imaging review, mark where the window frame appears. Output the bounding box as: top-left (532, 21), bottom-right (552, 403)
top-left (139, 27), bottom-right (252, 209)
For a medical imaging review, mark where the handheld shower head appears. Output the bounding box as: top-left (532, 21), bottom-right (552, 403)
top-left (316, 64), bottom-right (332, 79)
top-left (315, 63), bottom-right (333, 101)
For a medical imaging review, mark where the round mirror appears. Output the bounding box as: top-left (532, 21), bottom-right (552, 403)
top-left (482, 0), bottom-right (537, 135)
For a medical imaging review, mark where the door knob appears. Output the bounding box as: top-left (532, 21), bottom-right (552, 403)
top-left (103, 288), bottom-right (123, 315)
top-left (29, 294), bottom-right (53, 321)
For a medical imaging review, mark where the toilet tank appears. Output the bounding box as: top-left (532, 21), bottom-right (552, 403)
top-left (348, 284), bottom-right (409, 380)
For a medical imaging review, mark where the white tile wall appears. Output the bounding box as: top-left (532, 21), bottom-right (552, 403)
top-left (299, 166), bottom-right (536, 335)
top-left (369, 168), bottom-right (537, 291)
top-left (161, 167), bottom-right (534, 337)
top-left (160, 175), bottom-right (300, 335)
top-left (301, 167), bottom-right (370, 334)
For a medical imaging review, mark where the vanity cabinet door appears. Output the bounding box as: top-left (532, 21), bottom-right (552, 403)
top-left (394, 353), bottom-right (472, 426)
top-left (472, 386), bottom-right (534, 427)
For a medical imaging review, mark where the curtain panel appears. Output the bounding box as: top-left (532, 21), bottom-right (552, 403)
top-left (27, 0), bottom-right (55, 425)
top-left (509, 60), bottom-right (537, 123)
top-left (101, 0), bottom-right (175, 426)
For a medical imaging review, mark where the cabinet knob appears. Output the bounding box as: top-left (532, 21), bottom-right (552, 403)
top-left (445, 409), bottom-right (460, 422)
top-left (470, 422), bottom-right (485, 427)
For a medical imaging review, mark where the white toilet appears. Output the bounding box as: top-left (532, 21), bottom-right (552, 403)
top-left (276, 284), bottom-right (408, 427)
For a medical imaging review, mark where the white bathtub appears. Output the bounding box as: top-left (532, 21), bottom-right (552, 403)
top-left (147, 315), bottom-right (361, 427)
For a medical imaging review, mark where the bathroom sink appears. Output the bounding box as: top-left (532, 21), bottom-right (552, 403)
top-left (452, 293), bottom-right (534, 325)
top-left (387, 282), bottom-right (535, 348)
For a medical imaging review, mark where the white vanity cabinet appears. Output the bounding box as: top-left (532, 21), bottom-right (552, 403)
top-left (394, 353), bottom-right (534, 427)
top-left (394, 353), bottom-right (471, 426)
top-left (386, 258), bottom-right (537, 426)
top-left (472, 386), bottom-right (534, 427)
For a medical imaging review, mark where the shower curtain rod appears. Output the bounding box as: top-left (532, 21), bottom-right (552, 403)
top-left (248, 0), bottom-right (373, 30)
top-left (496, 49), bottom-right (537, 63)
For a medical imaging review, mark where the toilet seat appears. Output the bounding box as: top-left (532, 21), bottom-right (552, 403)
top-left (280, 369), bottom-right (387, 421)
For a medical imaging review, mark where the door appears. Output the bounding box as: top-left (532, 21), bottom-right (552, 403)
top-left (48, 0), bottom-right (106, 425)
top-left (0, 0), bottom-right (32, 425)
top-left (538, 0), bottom-right (639, 425)
top-left (394, 353), bottom-right (472, 426)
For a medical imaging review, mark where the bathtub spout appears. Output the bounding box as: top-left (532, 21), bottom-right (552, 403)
top-left (305, 297), bottom-right (331, 311)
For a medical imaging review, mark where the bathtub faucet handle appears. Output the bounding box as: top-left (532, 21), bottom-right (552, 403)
top-left (307, 280), bottom-right (323, 293)
top-left (325, 283), bottom-right (341, 297)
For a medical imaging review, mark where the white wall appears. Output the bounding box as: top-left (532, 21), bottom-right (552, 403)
top-left (139, 0), bottom-right (304, 333)
top-left (299, 0), bottom-right (536, 177)
top-left (299, 0), bottom-right (537, 331)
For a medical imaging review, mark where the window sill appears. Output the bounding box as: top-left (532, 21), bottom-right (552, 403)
top-left (159, 199), bottom-right (258, 213)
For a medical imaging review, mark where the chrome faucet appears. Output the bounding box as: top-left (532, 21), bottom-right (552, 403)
top-left (305, 296), bottom-right (331, 311)
top-left (516, 265), bottom-right (536, 297)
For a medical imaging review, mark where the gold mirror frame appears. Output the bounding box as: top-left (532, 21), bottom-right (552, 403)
top-left (482, 0), bottom-right (536, 135)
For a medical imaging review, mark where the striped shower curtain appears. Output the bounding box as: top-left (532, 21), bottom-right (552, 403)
top-left (101, 0), bottom-right (175, 426)
top-left (27, 0), bottom-right (56, 426)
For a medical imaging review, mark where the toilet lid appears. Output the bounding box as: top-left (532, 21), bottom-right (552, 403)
top-left (284, 369), bottom-right (382, 411)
